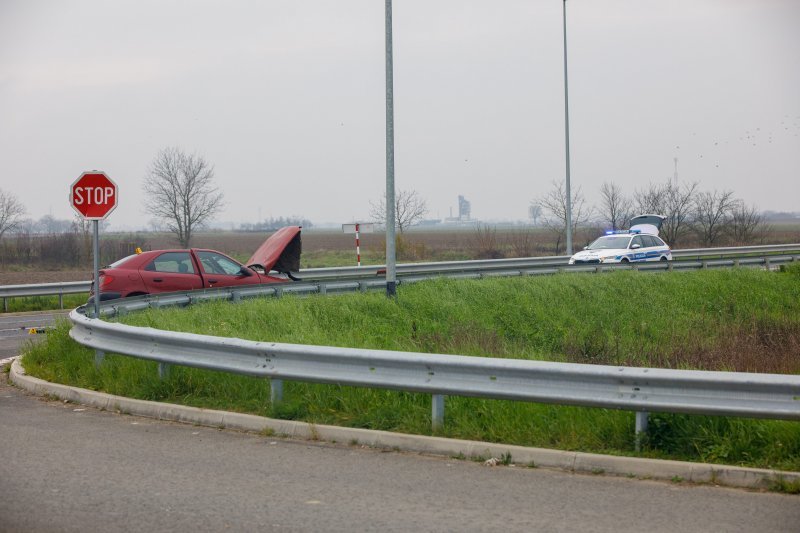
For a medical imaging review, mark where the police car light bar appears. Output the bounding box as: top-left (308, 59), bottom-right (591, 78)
top-left (604, 229), bottom-right (642, 235)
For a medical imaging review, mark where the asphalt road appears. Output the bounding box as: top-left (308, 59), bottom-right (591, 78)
top-left (0, 311), bottom-right (68, 359)
top-left (1, 376), bottom-right (798, 532)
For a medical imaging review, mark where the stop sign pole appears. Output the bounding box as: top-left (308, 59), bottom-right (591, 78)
top-left (70, 171), bottom-right (118, 319)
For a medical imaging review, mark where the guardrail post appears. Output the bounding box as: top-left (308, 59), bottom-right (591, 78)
top-left (432, 394), bottom-right (445, 431)
top-left (270, 379), bottom-right (284, 405)
top-left (701, 260), bottom-right (708, 269)
top-left (158, 362), bottom-right (170, 379)
top-left (94, 349), bottom-right (105, 368)
top-left (319, 283), bottom-right (327, 295)
top-left (274, 287), bottom-right (283, 299)
top-left (734, 258), bottom-right (740, 268)
top-left (668, 261), bottom-right (673, 272)
top-left (3, 297), bottom-right (7, 312)
top-left (58, 293), bottom-right (64, 309)
top-left (231, 290), bottom-right (241, 303)
top-left (635, 411), bottom-right (649, 452)
top-left (359, 281), bottom-right (367, 293)
top-left (765, 257), bottom-right (771, 270)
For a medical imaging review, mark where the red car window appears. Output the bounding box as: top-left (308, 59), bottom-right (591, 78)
top-left (144, 252), bottom-right (196, 274)
top-left (196, 251), bottom-right (243, 276)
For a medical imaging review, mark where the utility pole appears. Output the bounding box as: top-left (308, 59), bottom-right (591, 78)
top-left (385, 0), bottom-right (397, 297)
top-left (562, 0), bottom-right (573, 255)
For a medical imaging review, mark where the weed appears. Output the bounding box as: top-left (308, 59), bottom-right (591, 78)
top-left (591, 468), bottom-right (605, 475)
top-left (500, 452), bottom-right (513, 466)
top-left (769, 476), bottom-right (800, 495)
top-left (671, 475), bottom-right (684, 483)
top-left (260, 427), bottom-right (275, 437)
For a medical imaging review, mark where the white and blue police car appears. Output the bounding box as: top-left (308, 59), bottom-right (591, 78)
top-left (568, 214), bottom-right (672, 265)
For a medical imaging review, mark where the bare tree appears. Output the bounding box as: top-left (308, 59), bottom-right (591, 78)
top-left (693, 189), bottom-right (737, 246)
top-left (598, 181), bottom-right (633, 230)
top-left (534, 180), bottom-right (593, 254)
top-left (142, 147), bottom-right (224, 247)
top-left (370, 189), bottom-right (428, 234)
top-left (635, 180), bottom-right (698, 246)
top-left (0, 188), bottom-right (26, 240)
top-left (730, 202), bottom-right (770, 245)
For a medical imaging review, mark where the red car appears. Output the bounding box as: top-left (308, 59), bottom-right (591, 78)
top-left (90, 226), bottom-right (302, 302)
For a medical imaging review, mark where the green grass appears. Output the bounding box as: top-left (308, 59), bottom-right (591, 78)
top-left (20, 265), bottom-right (800, 471)
top-left (2, 293), bottom-right (89, 314)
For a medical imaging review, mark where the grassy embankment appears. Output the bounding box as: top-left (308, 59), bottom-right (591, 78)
top-left (21, 265), bottom-right (800, 472)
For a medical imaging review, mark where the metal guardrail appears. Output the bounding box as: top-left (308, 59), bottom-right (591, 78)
top-left (68, 308), bottom-right (800, 442)
top-left (0, 281), bottom-right (91, 311)
top-left (4, 244), bottom-right (800, 312)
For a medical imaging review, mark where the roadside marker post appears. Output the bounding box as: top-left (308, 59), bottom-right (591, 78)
top-left (342, 223), bottom-right (374, 267)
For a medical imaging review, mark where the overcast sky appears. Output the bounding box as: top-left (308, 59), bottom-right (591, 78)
top-left (1, 0), bottom-right (798, 230)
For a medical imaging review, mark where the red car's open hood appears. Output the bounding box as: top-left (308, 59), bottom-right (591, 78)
top-left (246, 226), bottom-right (302, 273)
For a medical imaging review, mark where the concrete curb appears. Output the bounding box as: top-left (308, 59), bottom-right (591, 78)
top-left (9, 359), bottom-right (798, 490)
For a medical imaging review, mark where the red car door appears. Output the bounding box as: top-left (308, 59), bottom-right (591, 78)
top-left (194, 250), bottom-right (262, 289)
top-left (139, 251), bottom-right (204, 294)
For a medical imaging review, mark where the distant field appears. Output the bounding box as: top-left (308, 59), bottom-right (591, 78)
top-left (2, 222), bottom-right (799, 284)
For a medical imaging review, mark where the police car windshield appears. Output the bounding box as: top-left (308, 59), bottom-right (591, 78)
top-left (587, 236), bottom-right (631, 250)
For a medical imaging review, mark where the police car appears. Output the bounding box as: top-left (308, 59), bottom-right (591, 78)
top-left (568, 215), bottom-right (672, 265)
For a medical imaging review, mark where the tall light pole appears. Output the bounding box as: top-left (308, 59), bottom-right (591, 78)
top-left (385, 0), bottom-right (397, 297)
top-left (562, 0), bottom-right (573, 255)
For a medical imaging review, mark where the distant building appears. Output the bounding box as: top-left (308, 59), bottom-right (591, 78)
top-left (445, 195), bottom-right (472, 224)
top-left (458, 195), bottom-right (471, 220)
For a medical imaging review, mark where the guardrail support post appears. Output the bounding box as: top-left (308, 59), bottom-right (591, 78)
top-left (231, 290), bottom-right (241, 303)
top-left (3, 297), bottom-right (7, 312)
top-left (319, 283), bottom-right (327, 295)
top-left (158, 362), bottom-right (170, 380)
top-left (701, 260), bottom-right (708, 269)
top-left (635, 411), bottom-right (649, 452)
top-left (58, 293), bottom-right (64, 309)
top-left (765, 257), bottom-right (771, 270)
top-left (94, 349), bottom-right (105, 368)
top-left (432, 394), bottom-right (445, 431)
top-left (270, 379), bottom-right (284, 405)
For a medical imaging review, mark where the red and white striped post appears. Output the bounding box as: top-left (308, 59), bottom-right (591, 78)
top-left (355, 223), bottom-right (361, 267)
top-left (342, 223), bottom-right (374, 267)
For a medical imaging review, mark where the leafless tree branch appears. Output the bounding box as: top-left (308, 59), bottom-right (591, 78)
top-left (598, 181), bottom-right (633, 230)
top-left (142, 147), bottom-right (224, 247)
top-left (0, 188), bottom-right (26, 240)
top-left (370, 189), bottom-right (428, 234)
top-left (534, 180), bottom-right (593, 253)
top-left (693, 189), bottom-right (737, 246)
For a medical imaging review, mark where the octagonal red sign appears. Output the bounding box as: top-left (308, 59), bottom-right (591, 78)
top-left (70, 171), bottom-right (118, 220)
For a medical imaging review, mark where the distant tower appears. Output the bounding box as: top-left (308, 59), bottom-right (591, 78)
top-left (458, 195), bottom-right (471, 221)
top-left (673, 157), bottom-right (679, 185)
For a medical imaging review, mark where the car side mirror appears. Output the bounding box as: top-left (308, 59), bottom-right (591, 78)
top-left (631, 244), bottom-right (641, 250)
top-left (240, 266), bottom-right (255, 277)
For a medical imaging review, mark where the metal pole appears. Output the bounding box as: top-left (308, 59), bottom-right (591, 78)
top-left (562, 0), bottom-right (573, 255)
top-left (385, 0), bottom-right (397, 298)
top-left (270, 379), bottom-right (284, 405)
top-left (635, 411), bottom-right (649, 452)
top-left (93, 219), bottom-right (100, 318)
top-left (432, 394), bottom-right (445, 431)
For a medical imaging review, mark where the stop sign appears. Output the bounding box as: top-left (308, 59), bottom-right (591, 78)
top-left (70, 171), bottom-right (118, 220)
